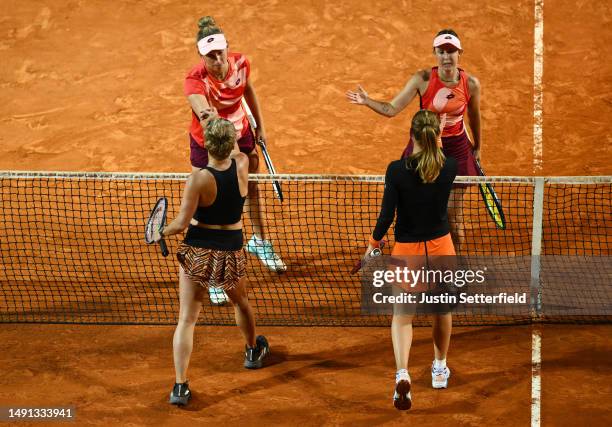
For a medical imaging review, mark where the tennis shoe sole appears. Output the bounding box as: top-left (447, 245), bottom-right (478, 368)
top-left (393, 380), bottom-right (412, 410)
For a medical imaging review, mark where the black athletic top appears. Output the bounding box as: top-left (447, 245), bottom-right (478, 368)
top-left (193, 159), bottom-right (246, 225)
top-left (372, 157), bottom-right (457, 243)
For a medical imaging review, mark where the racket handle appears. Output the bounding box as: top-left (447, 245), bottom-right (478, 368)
top-left (159, 239), bottom-right (169, 257)
top-left (351, 248), bottom-right (383, 274)
top-left (273, 181), bottom-right (284, 202)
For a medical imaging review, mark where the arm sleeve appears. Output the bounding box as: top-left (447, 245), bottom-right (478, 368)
top-left (184, 66), bottom-right (206, 96)
top-left (372, 163), bottom-right (398, 241)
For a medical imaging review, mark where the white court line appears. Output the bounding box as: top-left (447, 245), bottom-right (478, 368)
top-left (532, 1), bottom-right (544, 423)
top-left (531, 328), bottom-right (542, 427)
top-left (533, 0), bottom-right (544, 173)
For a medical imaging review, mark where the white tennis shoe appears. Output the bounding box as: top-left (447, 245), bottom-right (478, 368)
top-left (208, 285), bottom-right (228, 306)
top-left (246, 236), bottom-right (287, 272)
top-left (431, 362), bottom-right (451, 389)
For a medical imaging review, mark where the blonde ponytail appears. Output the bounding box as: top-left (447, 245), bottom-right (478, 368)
top-left (409, 110), bottom-right (445, 183)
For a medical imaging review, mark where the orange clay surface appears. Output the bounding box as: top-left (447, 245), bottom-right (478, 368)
top-left (0, 0), bottom-right (610, 425)
top-left (0, 1), bottom-right (610, 175)
top-left (0, 325), bottom-right (610, 425)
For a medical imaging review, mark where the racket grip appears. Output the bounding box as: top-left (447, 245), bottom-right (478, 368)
top-left (273, 181), bottom-right (284, 203)
top-left (351, 248), bottom-right (383, 274)
top-left (159, 239), bottom-right (169, 257)
top-left (350, 260), bottom-right (362, 275)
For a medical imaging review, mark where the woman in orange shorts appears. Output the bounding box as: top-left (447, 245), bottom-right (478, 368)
top-left (365, 110), bottom-right (456, 410)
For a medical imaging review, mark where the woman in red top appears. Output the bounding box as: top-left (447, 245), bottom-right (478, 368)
top-left (184, 17), bottom-right (286, 305)
top-left (347, 29), bottom-right (481, 250)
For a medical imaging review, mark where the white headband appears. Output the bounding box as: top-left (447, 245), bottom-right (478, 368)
top-left (197, 33), bottom-right (228, 55)
top-left (433, 34), bottom-right (462, 50)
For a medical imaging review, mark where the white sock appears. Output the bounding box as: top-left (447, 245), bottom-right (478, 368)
top-left (396, 369), bottom-right (410, 383)
top-left (434, 358), bottom-right (447, 370)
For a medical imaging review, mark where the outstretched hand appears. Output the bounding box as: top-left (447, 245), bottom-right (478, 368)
top-left (346, 85), bottom-right (369, 105)
top-left (199, 107), bottom-right (218, 127)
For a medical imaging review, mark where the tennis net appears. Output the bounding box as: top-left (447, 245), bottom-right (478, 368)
top-left (0, 172), bottom-right (610, 325)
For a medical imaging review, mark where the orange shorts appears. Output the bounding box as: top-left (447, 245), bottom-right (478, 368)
top-left (391, 233), bottom-right (456, 256)
top-left (389, 233), bottom-right (457, 303)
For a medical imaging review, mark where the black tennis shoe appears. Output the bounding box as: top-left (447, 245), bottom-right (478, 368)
top-left (169, 382), bottom-right (191, 406)
top-left (244, 335), bottom-right (270, 369)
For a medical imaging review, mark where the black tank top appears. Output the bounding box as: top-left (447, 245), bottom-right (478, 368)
top-left (193, 159), bottom-right (246, 225)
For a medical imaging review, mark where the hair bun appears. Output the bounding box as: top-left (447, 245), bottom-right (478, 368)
top-left (198, 16), bottom-right (216, 29)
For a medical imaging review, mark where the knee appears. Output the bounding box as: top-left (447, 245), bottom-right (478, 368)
top-left (178, 313), bottom-right (199, 326)
top-left (230, 293), bottom-right (250, 311)
top-left (248, 152), bottom-right (259, 172)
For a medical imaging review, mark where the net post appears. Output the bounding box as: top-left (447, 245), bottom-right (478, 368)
top-left (530, 178), bottom-right (545, 319)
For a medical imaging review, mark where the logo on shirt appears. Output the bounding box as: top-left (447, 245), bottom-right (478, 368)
top-left (446, 93), bottom-right (455, 100)
top-left (235, 78), bottom-right (241, 86)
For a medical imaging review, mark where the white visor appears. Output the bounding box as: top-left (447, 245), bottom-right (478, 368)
top-left (433, 34), bottom-right (462, 50)
top-left (197, 33), bottom-right (228, 56)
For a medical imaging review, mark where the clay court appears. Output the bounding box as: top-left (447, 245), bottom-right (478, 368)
top-left (1, 0), bottom-right (611, 425)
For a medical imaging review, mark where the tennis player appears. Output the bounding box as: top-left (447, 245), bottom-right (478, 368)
top-left (184, 16), bottom-right (286, 306)
top-left (365, 110), bottom-right (457, 410)
top-left (347, 29), bottom-right (480, 250)
top-left (155, 118), bottom-right (270, 406)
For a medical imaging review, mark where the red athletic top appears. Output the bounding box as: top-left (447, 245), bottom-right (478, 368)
top-left (184, 52), bottom-right (251, 147)
top-left (420, 67), bottom-right (471, 138)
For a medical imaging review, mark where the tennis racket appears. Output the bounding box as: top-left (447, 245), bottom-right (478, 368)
top-left (144, 197), bottom-right (169, 257)
top-left (241, 99), bottom-right (284, 202)
top-left (351, 241), bottom-right (386, 274)
top-left (475, 160), bottom-right (506, 230)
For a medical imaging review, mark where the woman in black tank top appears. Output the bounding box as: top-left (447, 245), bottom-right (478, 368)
top-left (155, 118), bottom-right (269, 406)
top-left (365, 110), bottom-right (456, 410)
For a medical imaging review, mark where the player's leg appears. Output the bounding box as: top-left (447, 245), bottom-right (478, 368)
top-left (224, 276), bottom-right (270, 369)
top-left (224, 276), bottom-right (256, 348)
top-left (431, 313), bottom-right (452, 389)
top-left (443, 131), bottom-right (479, 254)
top-left (245, 149), bottom-right (265, 240)
top-left (392, 314), bottom-right (414, 371)
top-left (242, 139), bottom-right (286, 272)
top-left (170, 266), bottom-right (203, 405)
top-left (391, 313), bottom-right (414, 410)
top-left (448, 187), bottom-right (466, 253)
